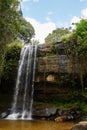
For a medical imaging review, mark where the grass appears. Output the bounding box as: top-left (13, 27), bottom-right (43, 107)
top-left (34, 101), bottom-right (87, 115)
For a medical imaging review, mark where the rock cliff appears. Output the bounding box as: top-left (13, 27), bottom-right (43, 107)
top-left (0, 42), bottom-right (81, 113)
top-left (33, 42), bottom-right (80, 102)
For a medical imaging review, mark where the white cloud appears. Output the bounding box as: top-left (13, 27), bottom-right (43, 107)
top-left (33, 0), bottom-right (39, 2)
top-left (70, 8), bottom-right (87, 30)
top-left (22, 0), bottom-right (28, 1)
top-left (80, 0), bottom-right (84, 2)
top-left (45, 17), bottom-right (51, 22)
top-left (23, 7), bottom-right (87, 43)
top-left (22, 0), bottom-right (39, 2)
top-left (25, 17), bottom-right (56, 43)
top-left (70, 8), bottom-right (87, 24)
top-left (70, 16), bottom-right (80, 30)
top-left (80, 0), bottom-right (87, 2)
top-left (56, 21), bottom-right (69, 28)
top-left (81, 8), bottom-right (87, 19)
top-left (71, 16), bottom-right (80, 24)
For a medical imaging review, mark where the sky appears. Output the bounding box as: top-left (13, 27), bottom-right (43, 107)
top-left (21, 0), bottom-right (87, 43)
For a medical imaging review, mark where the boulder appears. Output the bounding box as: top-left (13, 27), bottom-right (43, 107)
top-left (71, 121), bottom-right (87, 130)
top-left (32, 107), bottom-right (58, 119)
top-left (55, 114), bottom-right (74, 122)
top-left (0, 111), bottom-right (10, 119)
top-left (0, 112), bottom-right (7, 119)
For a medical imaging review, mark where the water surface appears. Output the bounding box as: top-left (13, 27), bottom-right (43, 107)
top-left (0, 120), bottom-right (75, 130)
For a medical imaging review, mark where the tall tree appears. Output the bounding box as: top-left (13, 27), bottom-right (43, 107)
top-left (45, 28), bottom-right (70, 44)
top-left (0, 0), bottom-right (20, 45)
top-left (19, 18), bottom-right (35, 44)
top-left (0, 0), bottom-right (35, 74)
top-left (62, 19), bottom-right (87, 95)
top-left (0, 0), bottom-right (20, 78)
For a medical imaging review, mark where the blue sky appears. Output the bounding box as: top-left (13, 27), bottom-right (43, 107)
top-left (21, 0), bottom-right (87, 43)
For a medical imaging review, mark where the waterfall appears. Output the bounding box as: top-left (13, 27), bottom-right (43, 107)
top-left (7, 44), bottom-right (37, 120)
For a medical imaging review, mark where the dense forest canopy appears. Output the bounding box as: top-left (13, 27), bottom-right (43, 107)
top-left (0, 0), bottom-right (35, 75)
top-left (62, 19), bottom-right (87, 94)
top-left (45, 19), bottom-right (87, 62)
top-left (0, 0), bottom-right (20, 45)
top-left (62, 19), bottom-right (87, 59)
top-left (45, 28), bottom-right (70, 44)
top-left (19, 18), bottom-right (35, 44)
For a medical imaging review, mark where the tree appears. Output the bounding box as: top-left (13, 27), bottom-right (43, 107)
top-left (31, 39), bottom-right (39, 45)
top-left (19, 18), bottom-right (35, 44)
top-left (0, 0), bottom-right (21, 79)
top-left (0, 0), bottom-right (20, 45)
top-left (62, 19), bottom-right (87, 95)
top-left (45, 28), bottom-right (70, 44)
top-left (0, 0), bottom-right (35, 78)
top-left (74, 20), bottom-right (87, 95)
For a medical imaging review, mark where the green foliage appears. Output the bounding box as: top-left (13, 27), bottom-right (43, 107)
top-left (62, 19), bottom-right (87, 60)
top-left (19, 18), bottom-right (35, 44)
top-left (45, 28), bottom-right (70, 44)
top-left (0, 0), bottom-right (35, 45)
top-left (78, 41), bottom-right (87, 59)
top-left (31, 39), bottom-right (39, 45)
top-left (0, 0), bottom-right (35, 74)
top-left (3, 40), bottom-right (23, 80)
top-left (51, 45), bottom-right (58, 55)
top-left (62, 19), bottom-right (87, 95)
top-left (0, 48), bottom-right (6, 74)
top-left (6, 40), bottom-right (23, 58)
top-left (72, 20), bottom-right (87, 61)
top-left (74, 20), bottom-right (87, 39)
top-left (0, 0), bottom-right (20, 45)
top-left (0, 0), bottom-right (21, 74)
top-left (62, 33), bottom-right (77, 57)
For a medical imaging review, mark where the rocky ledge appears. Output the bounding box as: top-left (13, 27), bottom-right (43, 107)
top-left (71, 121), bottom-right (87, 130)
top-left (0, 107), bottom-right (82, 122)
top-left (32, 106), bottom-right (82, 121)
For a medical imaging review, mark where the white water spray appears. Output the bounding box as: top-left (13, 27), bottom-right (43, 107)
top-left (7, 45), bottom-right (37, 120)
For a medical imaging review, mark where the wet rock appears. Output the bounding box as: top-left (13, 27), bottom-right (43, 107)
top-left (55, 115), bottom-right (73, 122)
top-left (46, 75), bottom-right (56, 82)
top-left (32, 106), bottom-right (82, 121)
top-left (55, 107), bottom-right (82, 122)
top-left (0, 108), bottom-right (11, 119)
top-left (71, 121), bottom-right (87, 130)
top-left (33, 107), bottom-right (58, 119)
top-left (0, 112), bottom-right (7, 119)
top-left (0, 111), bottom-right (10, 119)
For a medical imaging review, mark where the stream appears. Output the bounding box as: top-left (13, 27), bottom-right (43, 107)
top-left (0, 120), bottom-right (75, 130)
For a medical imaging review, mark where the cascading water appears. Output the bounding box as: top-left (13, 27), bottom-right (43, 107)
top-left (7, 44), bottom-right (37, 120)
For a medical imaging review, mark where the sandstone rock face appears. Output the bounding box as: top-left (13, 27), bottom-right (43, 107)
top-left (0, 42), bottom-right (82, 116)
top-left (37, 43), bottom-right (72, 73)
top-left (71, 122), bottom-right (87, 130)
top-left (46, 75), bottom-right (55, 82)
top-left (37, 55), bottom-right (71, 73)
top-left (34, 42), bottom-right (80, 102)
top-left (32, 106), bottom-right (81, 120)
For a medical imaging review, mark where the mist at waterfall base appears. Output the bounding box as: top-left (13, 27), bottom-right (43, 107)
top-left (6, 45), bottom-right (37, 120)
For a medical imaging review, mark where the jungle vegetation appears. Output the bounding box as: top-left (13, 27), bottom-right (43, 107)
top-left (45, 19), bottom-right (87, 95)
top-left (0, 0), bottom-right (35, 79)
